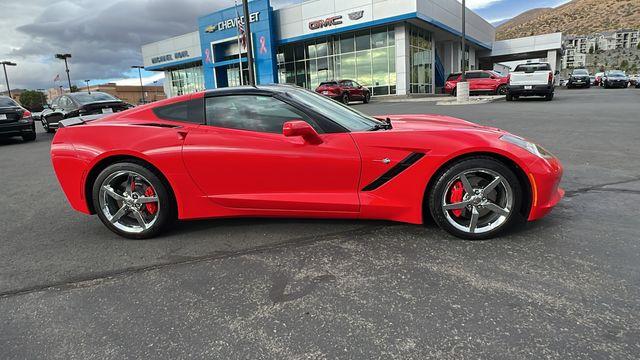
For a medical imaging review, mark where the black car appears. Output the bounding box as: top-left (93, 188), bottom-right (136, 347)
top-left (602, 70), bottom-right (629, 89)
top-left (0, 96), bottom-right (36, 142)
top-left (41, 91), bottom-right (132, 132)
top-left (567, 69), bottom-right (590, 89)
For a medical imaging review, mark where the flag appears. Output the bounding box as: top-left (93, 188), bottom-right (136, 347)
top-left (54, 74), bottom-right (60, 82)
top-left (235, 0), bottom-right (246, 50)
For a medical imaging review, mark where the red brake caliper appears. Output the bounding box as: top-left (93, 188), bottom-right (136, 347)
top-left (449, 181), bottom-right (464, 217)
top-left (144, 186), bottom-right (158, 215)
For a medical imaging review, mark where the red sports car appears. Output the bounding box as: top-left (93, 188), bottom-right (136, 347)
top-left (444, 70), bottom-right (509, 96)
top-left (51, 85), bottom-right (563, 240)
top-left (315, 80), bottom-right (371, 104)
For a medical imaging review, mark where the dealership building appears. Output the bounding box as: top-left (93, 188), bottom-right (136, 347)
top-left (141, 0), bottom-right (562, 98)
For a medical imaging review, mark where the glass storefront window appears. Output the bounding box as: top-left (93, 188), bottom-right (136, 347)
top-left (276, 26), bottom-right (397, 96)
top-left (409, 24), bottom-right (433, 94)
top-left (169, 64), bottom-right (204, 97)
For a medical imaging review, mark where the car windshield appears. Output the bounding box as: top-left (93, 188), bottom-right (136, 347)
top-left (70, 92), bottom-right (119, 104)
top-left (608, 71), bottom-right (625, 76)
top-left (0, 97), bottom-right (19, 107)
top-left (573, 69), bottom-right (588, 75)
top-left (514, 63), bottom-right (551, 72)
top-left (281, 87), bottom-right (383, 132)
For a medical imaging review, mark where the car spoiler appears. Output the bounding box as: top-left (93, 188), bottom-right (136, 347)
top-left (58, 114), bottom-right (107, 128)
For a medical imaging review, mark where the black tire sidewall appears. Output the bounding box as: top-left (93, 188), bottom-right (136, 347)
top-left (92, 162), bottom-right (173, 239)
top-left (428, 157), bottom-right (524, 240)
top-left (342, 93), bottom-right (349, 104)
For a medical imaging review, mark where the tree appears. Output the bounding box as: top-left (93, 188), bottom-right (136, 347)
top-left (18, 90), bottom-right (47, 112)
top-left (620, 59), bottom-right (629, 71)
top-left (70, 85), bottom-right (79, 92)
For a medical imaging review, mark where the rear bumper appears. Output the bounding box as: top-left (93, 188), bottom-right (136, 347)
top-left (508, 84), bottom-right (554, 96)
top-left (0, 122), bottom-right (34, 137)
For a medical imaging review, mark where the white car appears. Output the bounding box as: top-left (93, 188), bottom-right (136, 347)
top-left (507, 62), bottom-right (556, 101)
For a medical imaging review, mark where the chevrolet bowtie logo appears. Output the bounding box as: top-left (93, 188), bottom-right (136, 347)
top-left (205, 24), bottom-right (218, 33)
top-left (348, 10), bottom-right (364, 20)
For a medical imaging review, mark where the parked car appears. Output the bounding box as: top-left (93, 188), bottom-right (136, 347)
top-left (589, 75), bottom-right (596, 86)
top-left (444, 70), bottom-right (509, 96)
top-left (629, 74), bottom-right (639, 87)
top-left (41, 91), bottom-right (133, 133)
top-left (636, 78), bottom-right (640, 88)
top-left (507, 62), bottom-right (556, 101)
top-left (51, 85), bottom-right (564, 240)
top-left (315, 80), bottom-right (371, 104)
top-left (566, 69), bottom-right (591, 89)
top-left (0, 95), bottom-right (36, 142)
top-left (594, 72), bottom-right (604, 86)
top-left (602, 70), bottom-right (629, 88)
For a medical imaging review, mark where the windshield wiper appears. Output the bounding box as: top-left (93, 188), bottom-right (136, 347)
top-left (370, 118), bottom-right (393, 131)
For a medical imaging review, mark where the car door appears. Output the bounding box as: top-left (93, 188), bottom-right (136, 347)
top-left (182, 93), bottom-right (361, 213)
top-left (351, 81), bottom-right (365, 100)
top-left (476, 71), bottom-right (494, 91)
top-left (464, 72), bottom-right (481, 92)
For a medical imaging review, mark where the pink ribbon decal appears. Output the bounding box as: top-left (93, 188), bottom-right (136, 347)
top-left (259, 36), bottom-right (267, 54)
top-left (205, 48), bottom-right (212, 63)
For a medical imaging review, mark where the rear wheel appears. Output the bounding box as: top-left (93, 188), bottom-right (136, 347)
top-left (341, 93), bottom-right (350, 105)
top-left (22, 124), bottom-right (36, 142)
top-left (451, 87), bottom-right (457, 97)
top-left (496, 85), bottom-right (508, 95)
top-left (92, 162), bottom-right (174, 239)
top-left (506, 93), bottom-right (513, 101)
top-left (428, 157), bottom-right (524, 240)
top-left (545, 92), bottom-right (554, 101)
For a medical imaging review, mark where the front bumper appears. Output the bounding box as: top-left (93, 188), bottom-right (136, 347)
top-left (508, 84), bottom-right (554, 96)
top-left (605, 81), bottom-right (628, 88)
top-left (526, 156), bottom-right (564, 221)
top-left (568, 78), bottom-right (590, 87)
top-left (0, 121), bottom-right (34, 137)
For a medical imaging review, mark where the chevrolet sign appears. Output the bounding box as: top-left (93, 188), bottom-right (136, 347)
top-left (205, 12), bottom-right (260, 33)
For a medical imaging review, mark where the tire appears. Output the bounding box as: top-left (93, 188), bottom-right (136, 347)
top-left (92, 162), bottom-right (175, 239)
top-left (451, 87), bottom-right (457, 97)
top-left (43, 115), bottom-right (59, 133)
top-left (505, 93), bottom-right (513, 101)
top-left (341, 93), bottom-right (350, 105)
top-left (545, 92), bottom-right (554, 101)
top-left (22, 124), bottom-right (36, 142)
top-left (428, 157), bottom-right (524, 240)
top-left (363, 92), bottom-right (371, 104)
top-left (496, 85), bottom-right (508, 95)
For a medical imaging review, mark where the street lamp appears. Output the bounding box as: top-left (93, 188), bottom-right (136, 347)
top-left (131, 65), bottom-right (145, 104)
top-left (55, 53), bottom-right (73, 92)
top-left (153, 80), bottom-right (158, 101)
top-left (456, 0), bottom-right (470, 103)
top-left (1, 61), bottom-right (17, 98)
top-left (460, 0), bottom-right (466, 82)
top-left (84, 79), bottom-right (91, 94)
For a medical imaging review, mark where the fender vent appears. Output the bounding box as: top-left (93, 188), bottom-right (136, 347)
top-left (362, 152), bottom-right (424, 191)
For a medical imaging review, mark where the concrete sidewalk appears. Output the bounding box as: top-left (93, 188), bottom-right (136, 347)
top-left (372, 94), bottom-right (504, 105)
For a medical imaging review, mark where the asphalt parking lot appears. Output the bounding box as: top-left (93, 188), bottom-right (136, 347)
top-left (1, 86), bottom-right (639, 359)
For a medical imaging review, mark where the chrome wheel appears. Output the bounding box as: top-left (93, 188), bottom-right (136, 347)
top-left (98, 170), bottom-right (160, 234)
top-left (441, 168), bottom-right (513, 235)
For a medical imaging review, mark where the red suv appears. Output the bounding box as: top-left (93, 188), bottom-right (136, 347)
top-left (315, 80), bottom-right (371, 104)
top-left (444, 70), bottom-right (509, 96)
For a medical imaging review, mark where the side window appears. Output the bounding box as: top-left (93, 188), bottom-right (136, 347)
top-left (465, 72), bottom-right (479, 79)
top-left (205, 95), bottom-right (320, 134)
top-left (478, 72), bottom-right (491, 78)
top-left (340, 80), bottom-right (352, 87)
top-left (153, 98), bottom-right (204, 124)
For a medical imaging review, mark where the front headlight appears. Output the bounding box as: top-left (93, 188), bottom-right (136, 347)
top-left (500, 134), bottom-right (555, 159)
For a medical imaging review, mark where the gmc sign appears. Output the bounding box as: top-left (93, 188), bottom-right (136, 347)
top-left (308, 15), bottom-right (343, 30)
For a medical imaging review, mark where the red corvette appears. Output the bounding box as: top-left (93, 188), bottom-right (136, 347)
top-left (51, 85), bottom-right (563, 240)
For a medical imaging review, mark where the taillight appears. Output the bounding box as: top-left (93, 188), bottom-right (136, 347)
top-left (548, 72), bottom-right (553, 83)
top-left (22, 110), bottom-right (32, 118)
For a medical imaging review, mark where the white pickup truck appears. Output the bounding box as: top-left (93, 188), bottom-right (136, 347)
top-left (507, 62), bottom-right (557, 101)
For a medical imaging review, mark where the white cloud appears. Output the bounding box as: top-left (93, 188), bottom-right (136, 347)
top-left (458, 0), bottom-right (504, 10)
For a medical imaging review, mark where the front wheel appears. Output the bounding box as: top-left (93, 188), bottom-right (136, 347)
top-left (92, 162), bottom-right (174, 239)
top-left (428, 157), bottom-right (524, 240)
top-left (363, 92), bottom-right (371, 103)
top-left (341, 93), bottom-right (350, 105)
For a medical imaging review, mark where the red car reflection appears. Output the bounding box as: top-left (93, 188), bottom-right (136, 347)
top-left (315, 80), bottom-right (371, 104)
top-left (444, 70), bottom-right (509, 96)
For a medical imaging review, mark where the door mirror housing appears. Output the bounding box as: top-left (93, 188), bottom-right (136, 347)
top-left (283, 120), bottom-right (322, 144)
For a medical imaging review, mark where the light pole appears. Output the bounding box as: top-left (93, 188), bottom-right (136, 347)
top-left (153, 80), bottom-right (158, 101)
top-left (131, 65), bottom-right (145, 104)
top-left (241, 0), bottom-right (255, 86)
top-left (1, 61), bottom-right (17, 98)
top-left (55, 54), bottom-right (73, 92)
top-left (456, 0), bottom-right (469, 103)
top-left (84, 80), bottom-right (91, 94)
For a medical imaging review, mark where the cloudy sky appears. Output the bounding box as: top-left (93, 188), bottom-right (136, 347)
top-left (1, 0), bottom-right (569, 91)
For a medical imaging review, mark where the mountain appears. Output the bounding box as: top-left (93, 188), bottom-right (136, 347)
top-left (496, 0), bottom-right (640, 40)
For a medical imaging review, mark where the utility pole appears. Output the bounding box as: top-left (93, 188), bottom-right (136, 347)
top-left (55, 54), bottom-right (73, 92)
top-left (131, 66), bottom-right (146, 104)
top-left (84, 80), bottom-right (91, 94)
top-left (1, 61), bottom-right (17, 98)
top-left (460, 0), bottom-right (466, 82)
top-left (241, 0), bottom-right (255, 86)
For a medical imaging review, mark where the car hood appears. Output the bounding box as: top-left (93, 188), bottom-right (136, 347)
top-left (376, 114), bottom-right (503, 134)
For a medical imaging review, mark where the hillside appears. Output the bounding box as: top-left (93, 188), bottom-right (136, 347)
top-left (496, 0), bottom-right (640, 40)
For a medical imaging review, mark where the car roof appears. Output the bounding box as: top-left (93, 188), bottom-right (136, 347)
top-left (203, 84), bottom-right (305, 97)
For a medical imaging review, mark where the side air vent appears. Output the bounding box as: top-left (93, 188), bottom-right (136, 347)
top-left (135, 123), bottom-right (181, 128)
top-left (362, 152), bottom-right (425, 191)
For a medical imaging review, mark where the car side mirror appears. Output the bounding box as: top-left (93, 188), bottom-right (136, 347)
top-left (357, 85), bottom-right (363, 89)
top-left (283, 120), bottom-right (322, 144)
